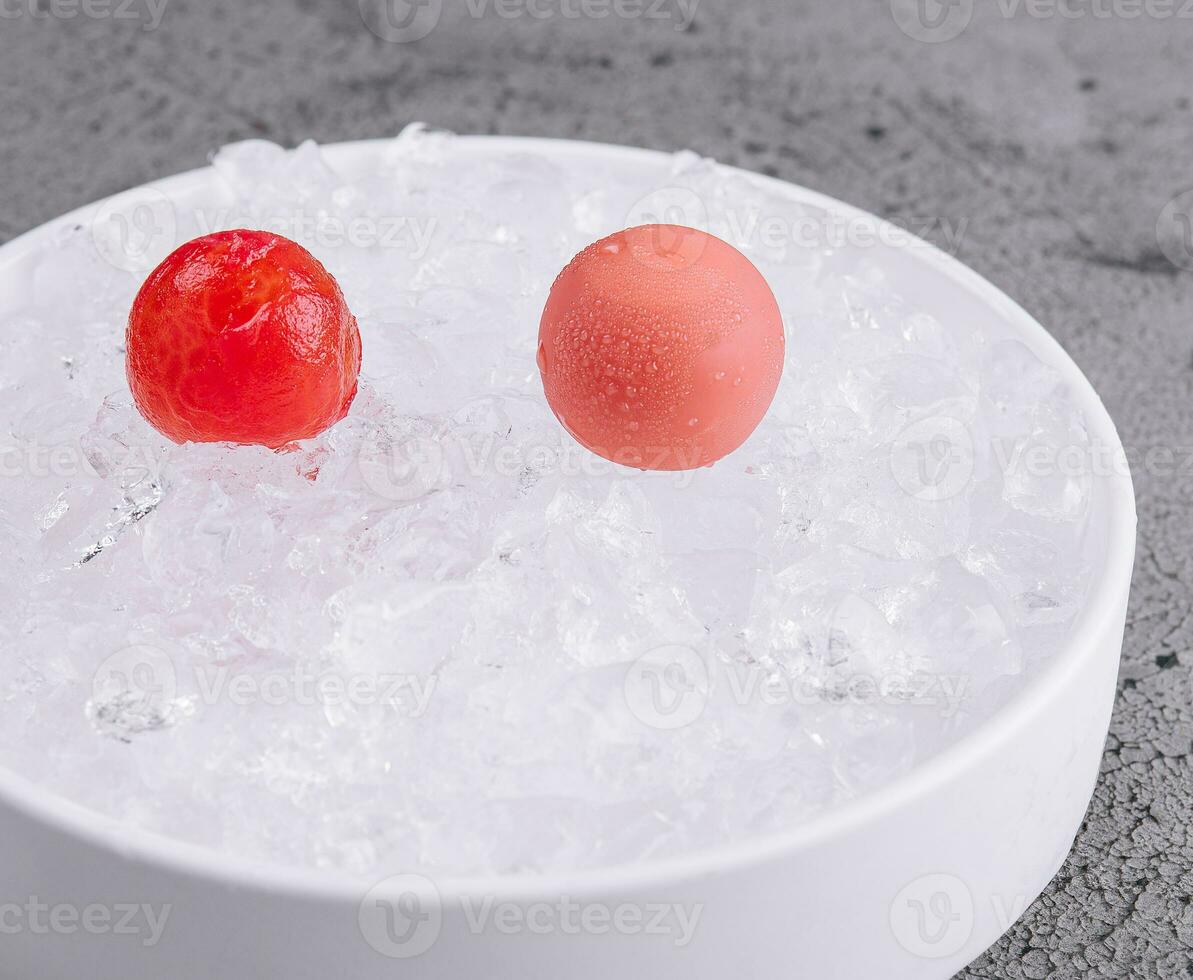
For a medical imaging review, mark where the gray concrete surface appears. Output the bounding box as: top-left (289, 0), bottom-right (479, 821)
top-left (2, 0), bottom-right (1192, 976)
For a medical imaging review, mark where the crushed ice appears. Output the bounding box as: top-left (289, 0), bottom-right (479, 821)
top-left (0, 125), bottom-right (1096, 876)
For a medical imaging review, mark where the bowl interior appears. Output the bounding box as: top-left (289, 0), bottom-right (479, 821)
top-left (0, 135), bottom-right (1136, 901)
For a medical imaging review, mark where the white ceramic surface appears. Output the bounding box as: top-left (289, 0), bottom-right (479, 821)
top-left (0, 137), bottom-right (1136, 980)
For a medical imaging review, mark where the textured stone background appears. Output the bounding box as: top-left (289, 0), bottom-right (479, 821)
top-left (2, 0), bottom-right (1191, 976)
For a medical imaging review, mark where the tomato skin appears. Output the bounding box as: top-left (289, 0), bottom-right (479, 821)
top-left (126, 230), bottom-right (362, 448)
top-left (537, 225), bottom-right (785, 471)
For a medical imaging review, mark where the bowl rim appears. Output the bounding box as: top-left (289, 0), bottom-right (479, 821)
top-left (0, 133), bottom-right (1138, 903)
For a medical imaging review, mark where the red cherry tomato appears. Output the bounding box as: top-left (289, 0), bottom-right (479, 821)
top-left (126, 230), bottom-right (361, 448)
top-left (537, 225), bottom-right (784, 470)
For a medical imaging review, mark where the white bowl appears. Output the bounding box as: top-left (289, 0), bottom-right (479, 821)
top-left (0, 137), bottom-right (1136, 979)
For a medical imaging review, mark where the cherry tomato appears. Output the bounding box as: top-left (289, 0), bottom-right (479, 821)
top-left (537, 224), bottom-right (784, 470)
top-left (126, 230), bottom-right (361, 448)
